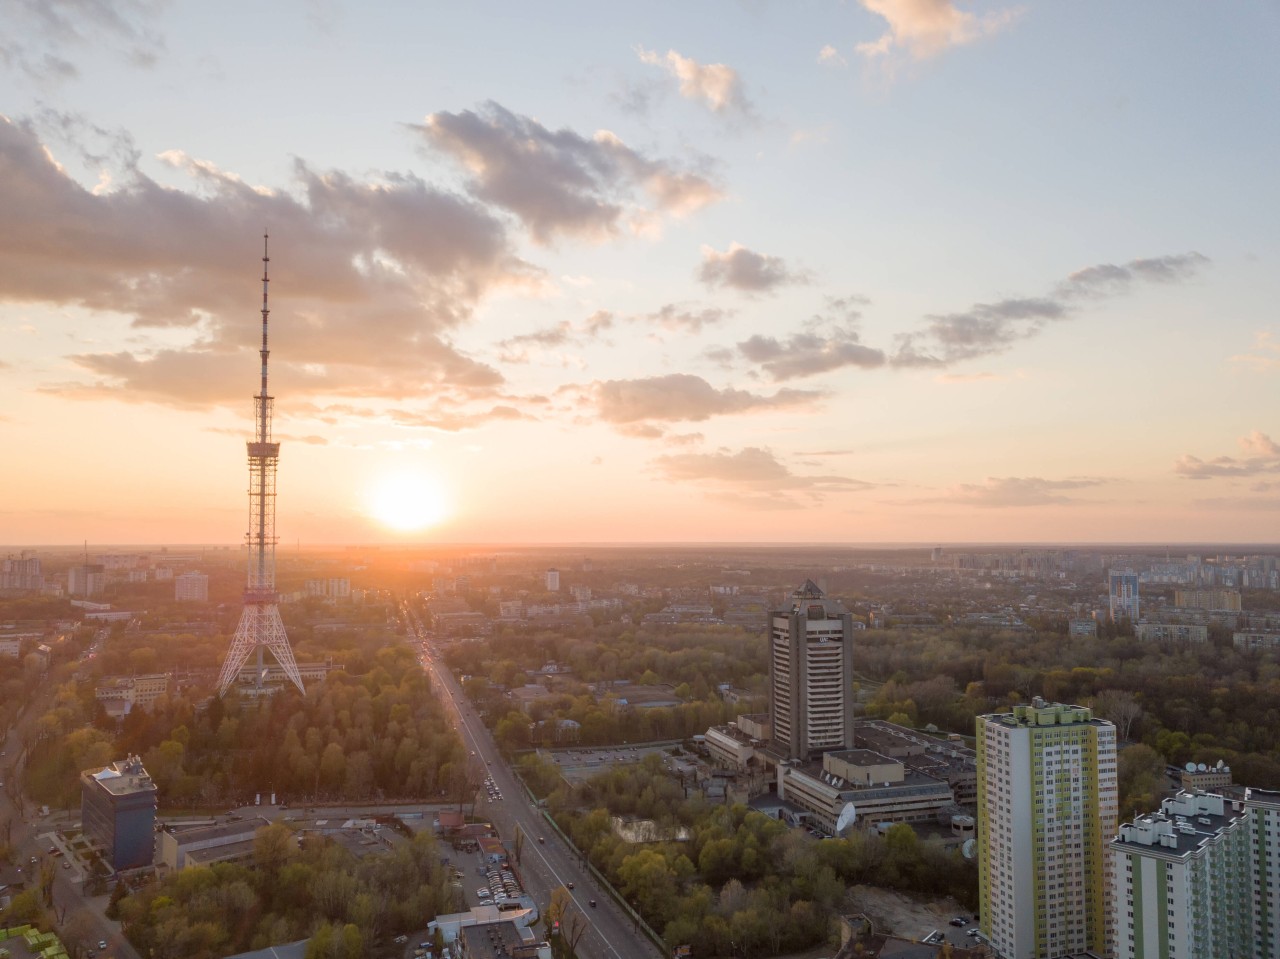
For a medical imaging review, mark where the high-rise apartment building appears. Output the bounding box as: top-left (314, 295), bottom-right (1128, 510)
top-left (174, 571), bottom-right (209, 602)
top-left (768, 580), bottom-right (855, 761)
top-left (977, 699), bottom-right (1118, 959)
top-left (1110, 787), bottom-right (1280, 959)
top-left (1108, 569), bottom-right (1140, 622)
top-left (0, 551), bottom-right (43, 592)
top-left (68, 563), bottom-right (105, 598)
top-left (545, 568), bottom-right (560, 592)
top-left (1243, 787), bottom-right (1280, 956)
top-left (1173, 587), bottom-right (1242, 612)
top-left (1110, 791), bottom-right (1251, 958)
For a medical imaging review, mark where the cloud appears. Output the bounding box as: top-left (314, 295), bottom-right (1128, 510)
top-left (925, 475), bottom-right (1109, 508)
top-left (1191, 497), bottom-right (1280, 512)
top-left (817, 45), bottom-right (848, 67)
top-left (653, 446), bottom-right (875, 509)
top-left (856, 0), bottom-right (1022, 61)
top-left (496, 310), bottom-right (616, 364)
top-left (935, 371), bottom-right (1003, 383)
top-left (698, 243), bottom-right (807, 294)
top-left (1, 0), bottom-right (166, 84)
top-left (736, 295), bottom-right (884, 380)
top-left (0, 115), bottom-right (539, 410)
top-left (385, 405), bottom-right (530, 433)
top-left (1057, 252), bottom-right (1209, 300)
top-left (496, 303), bottom-right (726, 365)
top-left (892, 254), bottom-right (1209, 367)
top-left (644, 304), bottom-right (731, 334)
top-left (1231, 330), bottom-right (1280, 372)
top-left (417, 101), bottom-right (721, 243)
top-left (1175, 431), bottom-right (1280, 480)
top-left (590, 374), bottom-right (823, 427)
top-left (636, 48), bottom-right (753, 117)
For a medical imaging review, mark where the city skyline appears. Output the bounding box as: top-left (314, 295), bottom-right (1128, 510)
top-left (2, 2), bottom-right (1278, 545)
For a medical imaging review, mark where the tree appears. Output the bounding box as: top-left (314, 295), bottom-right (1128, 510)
top-left (253, 822), bottom-right (297, 875)
top-left (1094, 689), bottom-right (1143, 741)
top-left (1117, 743), bottom-right (1166, 818)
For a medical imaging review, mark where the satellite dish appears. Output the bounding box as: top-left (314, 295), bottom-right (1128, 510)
top-left (1185, 762), bottom-right (1196, 772)
top-left (835, 802), bottom-right (858, 834)
top-left (1216, 759), bottom-right (1225, 769)
top-left (962, 839), bottom-right (976, 860)
top-left (1198, 763), bottom-right (1207, 772)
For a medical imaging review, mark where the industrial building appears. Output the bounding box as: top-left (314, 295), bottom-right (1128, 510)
top-left (80, 756), bottom-right (158, 871)
top-left (776, 748), bottom-right (954, 834)
top-left (95, 673), bottom-right (169, 716)
top-left (160, 818), bottom-right (270, 870)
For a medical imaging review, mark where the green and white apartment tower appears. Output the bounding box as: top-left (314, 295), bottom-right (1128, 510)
top-left (1110, 787), bottom-right (1280, 958)
top-left (977, 699), bottom-right (1118, 959)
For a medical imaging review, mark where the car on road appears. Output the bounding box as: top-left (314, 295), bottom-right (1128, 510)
top-left (567, 882), bottom-right (574, 890)
top-left (62, 862), bottom-right (70, 869)
top-left (589, 899), bottom-right (596, 908)
top-left (99, 941), bottom-right (108, 950)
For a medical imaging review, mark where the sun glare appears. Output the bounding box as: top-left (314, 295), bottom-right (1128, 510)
top-left (366, 471), bottom-right (450, 532)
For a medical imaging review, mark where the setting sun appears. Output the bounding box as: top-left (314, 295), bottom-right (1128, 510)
top-left (365, 471), bottom-right (450, 532)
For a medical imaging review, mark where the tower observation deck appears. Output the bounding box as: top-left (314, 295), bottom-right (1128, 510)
top-left (216, 235), bottom-right (304, 697)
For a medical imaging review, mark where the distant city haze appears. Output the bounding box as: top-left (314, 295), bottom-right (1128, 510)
top-left (2, 3), bottom-right (1278, 545)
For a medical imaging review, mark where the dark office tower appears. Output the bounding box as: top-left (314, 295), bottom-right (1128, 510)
top-left (769, 580), bottom-right (856, 761)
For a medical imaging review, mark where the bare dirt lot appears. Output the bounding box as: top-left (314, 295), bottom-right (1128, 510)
top-left (846, 884), bottom-right (972, 941)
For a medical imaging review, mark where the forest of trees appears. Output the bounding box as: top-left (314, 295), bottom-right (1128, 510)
top-left (518, 754), bottom-right (976, 955)
top-left (855, 626), bottom-right (1280, 789)
top-left (25, 644), bottom-right (469, 810)
top-left (115, 825), bottom-right (455, 958)
top-left (444, 624), bottom-right (765, 752)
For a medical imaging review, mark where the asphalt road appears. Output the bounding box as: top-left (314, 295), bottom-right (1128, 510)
top-left (404, 605), bottom-right (662, 959)
top-left (2, 718), bottom-right (137, 959)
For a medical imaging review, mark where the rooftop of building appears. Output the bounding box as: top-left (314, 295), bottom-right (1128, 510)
top-left (81, 755), bottom-right (157, 797)
top-left (786, 760), bottom-right (950, 799)
top-left (707, 723), bottom-right (765, 747)
top-left (1111, 791), bottom-right (1248, 860)
top-left (826, 748), bottom-right (898, 767)
top-left (774, 579), bottom-right (850, 619)
top-left (855, 719), bottom-right (977, 767)
top-left (1245, 786), bottom-right (1280, 808)
top-left (983, 698), bottom-right (1110, 729)
top-left (166, 817), bottom-right (270, 844)
top-left (459, 919), bottom-right (526, 958)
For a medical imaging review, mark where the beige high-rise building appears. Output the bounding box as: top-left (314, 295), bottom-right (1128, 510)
top-left (768, 580), bottom-right (855, 761)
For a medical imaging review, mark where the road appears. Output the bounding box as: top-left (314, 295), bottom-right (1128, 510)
top-left (3, 717), bottom-right (137, 959)
top-left (403, 603), bottom-right (662, 959)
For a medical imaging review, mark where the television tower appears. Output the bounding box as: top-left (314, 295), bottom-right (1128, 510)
top-left (216, 234), bottom-right (305, 697)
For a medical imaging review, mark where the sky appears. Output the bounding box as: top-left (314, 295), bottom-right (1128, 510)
top-left (2, 0), bottom-right (1279, 546)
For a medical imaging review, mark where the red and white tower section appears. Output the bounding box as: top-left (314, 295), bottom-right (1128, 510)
top-left (216, 235), bottom-right (305, 697)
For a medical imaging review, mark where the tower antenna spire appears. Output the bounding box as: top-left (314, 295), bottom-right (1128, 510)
top-left (216, 233), bottom-right (305, 698)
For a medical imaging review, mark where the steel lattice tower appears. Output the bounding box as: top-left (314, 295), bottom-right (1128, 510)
top-left (216, 235), bottom-right (305, 697)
